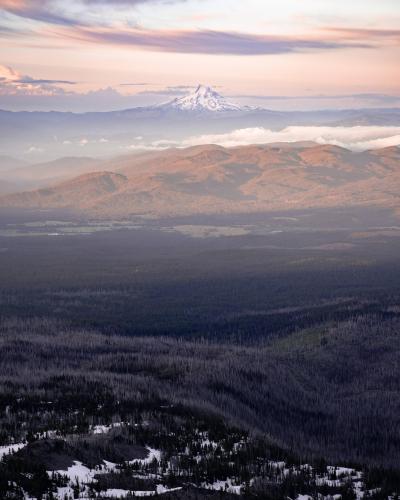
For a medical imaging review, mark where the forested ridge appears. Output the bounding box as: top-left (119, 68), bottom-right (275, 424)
top-left (0, 211), bottom-right (399, 498)
top-left (1, 314), bottom-right (400, 498)
top-left (1, 314), bottom-right (399, 467)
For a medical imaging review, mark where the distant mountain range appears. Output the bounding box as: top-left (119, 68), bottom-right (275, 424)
top-left (1, 142), bottom-right (399, 219)
top-left (1, 85), bottom-right (399, 161)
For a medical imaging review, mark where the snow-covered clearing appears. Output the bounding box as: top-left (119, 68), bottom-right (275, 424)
top-left (0, 442), bottom-right (26, 461)
top-left (202, 478), bottom-right (243, 495)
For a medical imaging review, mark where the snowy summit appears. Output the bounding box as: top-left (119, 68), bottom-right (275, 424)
top-left (159, 84), bottom-right (243, 112)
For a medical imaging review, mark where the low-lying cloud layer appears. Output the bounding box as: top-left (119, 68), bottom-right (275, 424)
top-left (181, 126), bottom-right (400, 151)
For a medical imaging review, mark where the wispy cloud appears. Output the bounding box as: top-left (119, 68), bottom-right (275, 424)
top-left (54, 26), bottom-right (370, 55)
top-left (231, 93), bottom-right (400, 104)
top-left (119, 82), bottom-right (151, 86)
top-left (2, 1), bottom-right (397, 57)
top-left (135, 85), bottom-right (196, 96)
top-left (0, 0), bottom-right (79, 26)
top-left (325, 27), bottom-right (400, 42)
top-left (18, 77), bottom-right (77, 85)
top-left (0, 0), bottom-right (185, 26)
top-left (81, 0), bottom-right (176, 4)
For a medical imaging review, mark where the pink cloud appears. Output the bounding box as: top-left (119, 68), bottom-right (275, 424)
top-left (0, 64), bottom-right (75, 95)
top-left (50, 26), bottom-right (370, 55)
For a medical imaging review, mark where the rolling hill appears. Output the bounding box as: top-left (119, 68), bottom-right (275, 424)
top-left (1, 143), bottom-right (399, 218)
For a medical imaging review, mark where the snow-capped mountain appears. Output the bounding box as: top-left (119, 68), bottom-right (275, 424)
top-left (159, 85), bottom-right (243, 112)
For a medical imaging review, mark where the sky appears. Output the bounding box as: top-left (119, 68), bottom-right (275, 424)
top-left (0, 0), bottom-right (399, 111)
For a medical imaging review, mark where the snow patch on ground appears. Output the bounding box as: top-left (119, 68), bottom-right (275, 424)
top-left (49, 459), bottom-right (118, 484)
top-left (129, 446), bottom-right (161, 465)
top-left (202, 478), bottom-right (243, 495)
top-left (0, 442), bottom-right (26, 461)
top-left (97, 486), bottom-right (182, 498)
top-left (103, 489), bottom-right (133, 498)
top-left (91, 422), bottom-right (123, 434)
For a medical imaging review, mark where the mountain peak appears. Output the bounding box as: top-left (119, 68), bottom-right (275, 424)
top-left (159, 84), bottom-right (242, 112)
top-left (194, 84), bottom-right (211, 93)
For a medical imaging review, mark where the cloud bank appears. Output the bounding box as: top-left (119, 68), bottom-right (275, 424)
top-left (181, 126), bottom-right (400, 151)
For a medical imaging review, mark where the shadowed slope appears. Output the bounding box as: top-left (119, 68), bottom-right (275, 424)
top-left (2, 171), bottom-right (128, 210)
